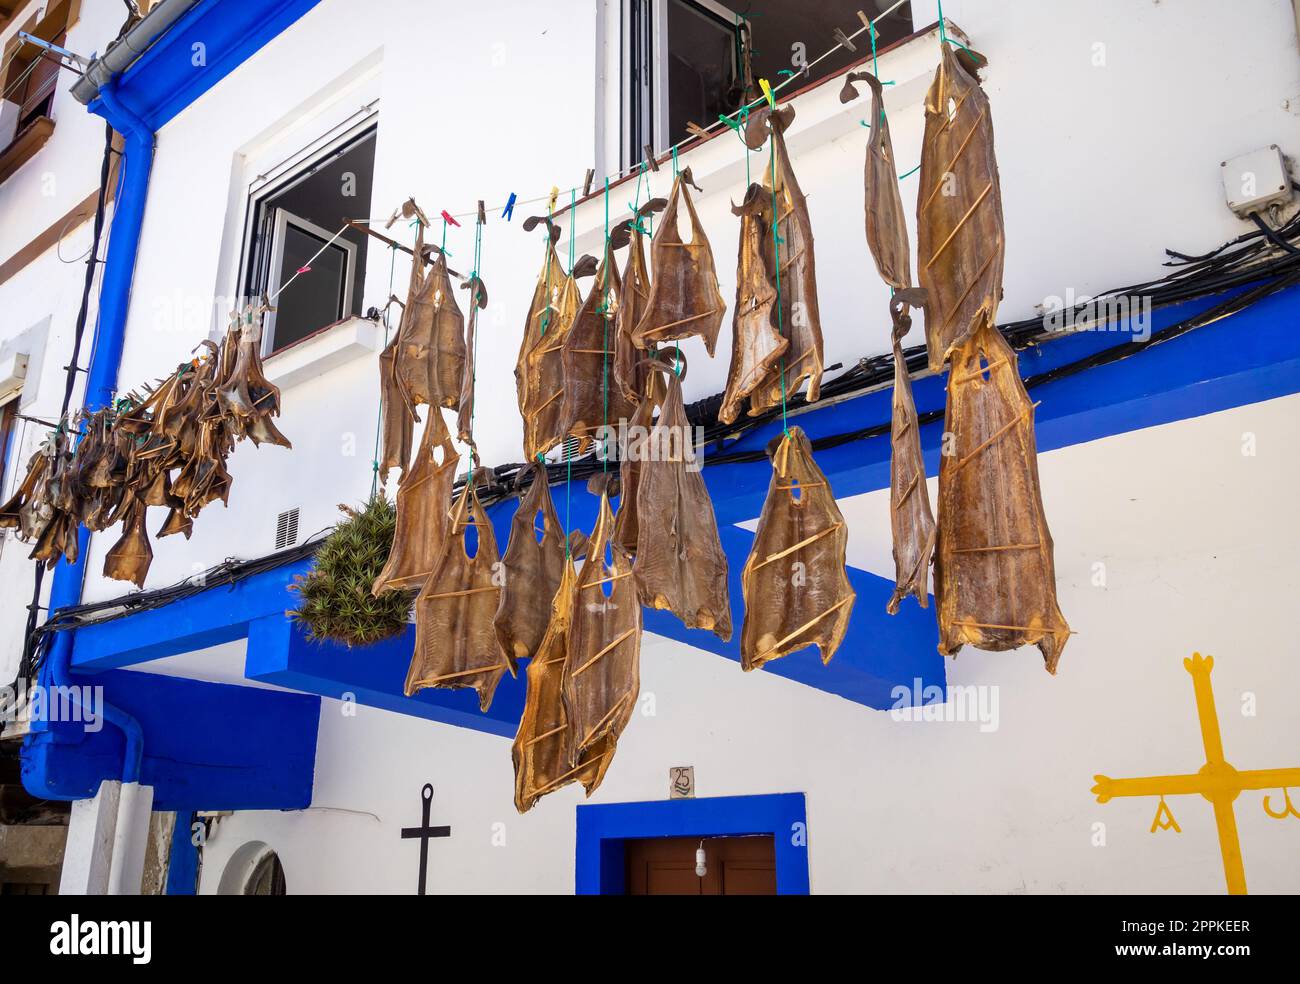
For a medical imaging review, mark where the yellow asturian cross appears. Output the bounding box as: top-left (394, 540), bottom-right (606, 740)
top-left (1091, 653), bottom-right (1300, 895)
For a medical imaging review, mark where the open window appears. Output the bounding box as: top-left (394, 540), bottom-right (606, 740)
top-left (622, 0), bottom-right (913, 166)
top-left (0, 1), bottom-right (81, 182)
top-left (240, 124), bottom-right (376, 355)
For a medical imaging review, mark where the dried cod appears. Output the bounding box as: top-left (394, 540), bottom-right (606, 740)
top-left (372, 407), bottom-right (459, 596)
top-left (719, 183), bottom-right (785, 425)
top-left (512, 554), bottom-right (594, 813)
top-left (517, 218), bottom-right (583, 458)
top-left (744, 104), bottom-right (825, 411)
top-left (633, 357), bottom-right (732, 640)
top-left (935, 322), bottom-right (1071, 673)
top-left (916, 44), bottom-right (1004, 371)
top-left (563, 474), bottom-right (641, 795)
top-left (405, 470), bottom-right (507, 710)
top-left (740, 427), bottom-right (854, 670)
top-left (493, 462), bottom-right (566, 676)
top-left (886, 292), bottom-right (937, 613)
top-left (457, 273), bottom-right (488, 445)
top-left (631, 167), bottom-right (726, 356)
top-left (612, 200), bottom-right (665, 407)
top-left (559, 245), bottom-right (635, 453)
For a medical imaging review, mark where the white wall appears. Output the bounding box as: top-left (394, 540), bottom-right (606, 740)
top-left (0, 0), bottom-right (1296, 893)
top-left (199, 394), bottom-right (1300, 894)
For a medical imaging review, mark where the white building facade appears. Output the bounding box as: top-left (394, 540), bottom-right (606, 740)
top-left (2, 0), bottom-right (1299, 895)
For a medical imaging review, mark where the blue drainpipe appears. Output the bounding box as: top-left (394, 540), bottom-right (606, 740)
top-left (33, 80), bottom-right (154, 784)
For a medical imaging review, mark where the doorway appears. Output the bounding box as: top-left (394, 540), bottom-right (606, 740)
top-left (575, 793), bottom-right (809, 894)
top-left (625, 835), bottom-right (776, 895)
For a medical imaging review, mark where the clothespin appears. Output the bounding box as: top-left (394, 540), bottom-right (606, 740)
top-left (548, 185), bottom-right (559, 212)
top-left (643, 145), bottom-right (660, 171)
top-left (582, 168), bottom-right (595, 196)
top-left (758, 77), bottom-right (775, 108)
top-left (502, 192), bottom-right (517, 221)
top-left (296, 264), bottom-right (312, 274)
top-left (477, 200), bottom-right (486, 225)
top-left (719, 113), bottom-right (742, 133)
top-left (685, 121), bottom-right (709, 138)
top-left (833, 26), bottom-right (856, 52)
top-left (857, 9), bottom-right (871, 29)
top-left (440, 210), bottom-right (461, 227)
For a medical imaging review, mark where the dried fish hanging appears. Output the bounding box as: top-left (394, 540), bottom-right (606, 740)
top-left (840, 67), bottom-right (937, 613)
top-left (916, 43), bottom-right (1004, 373)
top-left (632, 355), bottom-right (732, 641)
top-left (518, 214), bottom-right (584, 458)
top-left (559, 193), bottom-right (635, 453)
top-left (0, 302), bottom-right (289, 586)
top-left (371, 405), bottom-right (459, 595)
top-left (917, 39), bottom-right (1071, 672)
top-left (405, 469), bottom-right (507, 710)
top-left (630, 166), bottom-right (726, 356)
top-left (719, 182), bottom-right (785, 425)
top-left (612, 196), bottom-right (666, 408)
top-left (493, 463), bottom-right (567, 675)
top-left (563, 474), bottom-right (642, 795)
top-left (512, 546), bottom-right (596, 813)
top-left (740, 428), bottom-right (854, 671)
top-left (743, 103), bottom-right (825, 412)
top-left (885, 293), bottom-right (936, 613)
top-left (935, 323), bottom-right (1071, 672)
top-left (386, 201), bottom-right (466, 410)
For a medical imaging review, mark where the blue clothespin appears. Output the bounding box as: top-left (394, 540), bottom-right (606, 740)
top-left (502, 192), bottom-right (517, 221)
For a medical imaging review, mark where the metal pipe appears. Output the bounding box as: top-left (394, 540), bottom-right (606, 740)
top-left (70, 0), bottom-right (200, 106)
top-left (34, 79), bottom-right (156, 785)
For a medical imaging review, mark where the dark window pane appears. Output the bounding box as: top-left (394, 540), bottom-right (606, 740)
top-left (666, 0), bottom-right (740, 147)
top-left (272, 222), bottom-right (348, 350)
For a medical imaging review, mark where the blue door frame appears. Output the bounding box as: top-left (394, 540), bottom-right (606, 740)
top-left (575, 793), bottom-right (810, 894)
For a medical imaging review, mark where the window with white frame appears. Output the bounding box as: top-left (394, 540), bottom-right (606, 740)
top-left (621, 0), bottom-right (913, 166)
top-left (239, 122), bottom-right (377, 354)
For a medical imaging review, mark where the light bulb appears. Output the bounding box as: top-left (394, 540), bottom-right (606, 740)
top-left (695, 844), bottom-right (707, 878)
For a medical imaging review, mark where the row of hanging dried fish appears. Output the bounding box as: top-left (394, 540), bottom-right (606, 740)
top-left (844, 42), bottom-right (1070, 673)
top-left (502, 108), bottom-right (862, 811)
top-left (0, 304), bottom-right (290, 587)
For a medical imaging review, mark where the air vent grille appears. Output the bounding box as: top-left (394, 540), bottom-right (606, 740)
top-left (275, 508), bottom-right (300, 550)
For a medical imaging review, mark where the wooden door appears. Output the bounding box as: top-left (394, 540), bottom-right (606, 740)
top-left (624, 835), bottom-right (776, 895)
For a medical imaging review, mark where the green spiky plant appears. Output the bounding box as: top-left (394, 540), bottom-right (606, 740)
top-left (288, 496), bottom-right (412, 647)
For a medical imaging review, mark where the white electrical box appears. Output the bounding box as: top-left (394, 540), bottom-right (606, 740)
top-left (1221, 145), bottom-right (1292, 216)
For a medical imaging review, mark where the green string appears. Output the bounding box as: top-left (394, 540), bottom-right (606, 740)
top-left (898, 163), bottom-right (920, 180)
top-left (937, 0), bottom-right (948, 44)
top-left (369, 243), bottom-right (398, 498)
top-left (768, 137), bottom-right (790, 437)
top-left (467, 213), bottom-right (484, 491)
top-left (601, 177), bottom-right (611, 473)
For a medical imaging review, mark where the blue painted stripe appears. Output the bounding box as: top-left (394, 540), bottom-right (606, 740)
top-left (165, 813), bottom-right (199, 895)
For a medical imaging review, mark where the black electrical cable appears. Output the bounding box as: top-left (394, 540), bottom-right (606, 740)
top-left (1250, 212), bottom-right (1300, 256)
top-left (13, 120), bottom-right (117, 688)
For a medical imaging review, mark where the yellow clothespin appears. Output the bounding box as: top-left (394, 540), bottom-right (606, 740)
top-left (548, 186), bottom-right (559, 213)
top-left (759, 77), bottom-right (775, 108)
